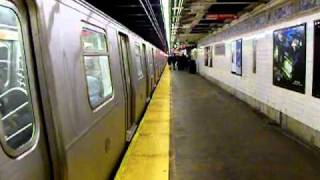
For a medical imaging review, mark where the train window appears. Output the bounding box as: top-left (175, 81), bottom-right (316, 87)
top-left (0, 5), bottom-right (37, 154)
top-left (81, 25), bottom-right (113, 108)
top-left (81, 28), bottom-right (107, 53)
top-left (134, 43), bottom-right (144, 79)
top-left (0, 43), bottom-right (10, 88)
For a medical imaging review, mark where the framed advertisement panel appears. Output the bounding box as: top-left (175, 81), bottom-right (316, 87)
top-left (208, 46), bottom-right (213, 67)
top-left (204, 46), bottom-right (213, 67)
top-left (204, 46), bottom-right (209, 66)
top-left (252, 39), bottom-right (257, 73)
top-left (313, 20), bottom-right (320, 98)
top-left (231, 39), bottom-right (242, 76)
top-left (273, 24), bottom-right (306, 93)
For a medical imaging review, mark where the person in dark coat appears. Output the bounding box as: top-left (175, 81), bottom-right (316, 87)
top-left (176, 55), bottom-right (182, 70)
top-left (172, 54), bottom-right (177, 70)
top-left (178, 54), bottom-right (187, 70)
top-left (168, 55), bottom-right (173, 70)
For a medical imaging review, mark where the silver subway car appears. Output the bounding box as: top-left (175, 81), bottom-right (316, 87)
top-left (0, 0), bottom-right (167, 179)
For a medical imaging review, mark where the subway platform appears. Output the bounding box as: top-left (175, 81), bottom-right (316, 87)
top-left (116, 68), bottom-right (320, 180)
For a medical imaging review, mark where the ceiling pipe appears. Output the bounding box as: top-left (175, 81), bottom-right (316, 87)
top-left (138, 0), bottom-right (167, 48)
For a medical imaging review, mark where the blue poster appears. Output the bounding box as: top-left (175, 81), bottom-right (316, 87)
top-left (231, 39), bottom-right (242, 75)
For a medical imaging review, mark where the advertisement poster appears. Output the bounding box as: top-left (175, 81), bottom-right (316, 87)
top-left (273, 24), bottom-right (306, 93)
top-left (208, 46), bottom-right (213, 67)
top-left (313, 20), bottom-right (320, 98)
top-left (204, 46), bottom-right (209, 66)
top-left (252, 39), bottom-right (257, 73)
top-left (204, 46), bottom-right (213, 67)
top-left (231, 39), bottom-right (242, 75)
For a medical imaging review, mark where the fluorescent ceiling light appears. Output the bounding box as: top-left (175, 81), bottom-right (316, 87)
top-left (160, 0), bottom-right (171, 49)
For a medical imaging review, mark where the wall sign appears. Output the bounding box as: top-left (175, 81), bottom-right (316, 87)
top-left (214, 43), bottom-right (225, 56)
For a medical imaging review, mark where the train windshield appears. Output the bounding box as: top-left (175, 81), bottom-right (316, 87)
top-left (0, 6), bottom-right (36, 151)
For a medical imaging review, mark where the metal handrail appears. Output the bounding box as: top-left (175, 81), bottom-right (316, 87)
top-left (1, 101), bottom-right (28, 121)
top-left (0, 87), bottom-right (27, 98)
top-left (5, 123), bottom-right (32, 141)
top-left (0, 87), bottom-right (29, 121)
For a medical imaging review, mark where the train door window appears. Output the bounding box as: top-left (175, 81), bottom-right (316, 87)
top-left (81, 23), bottom-right (113, 109)
top-left (0, 5), bottom-right (38, 155)
top-left (148, 48), bottom-right (153, 73)
top-left (134, 43), bottom-right (144, 79)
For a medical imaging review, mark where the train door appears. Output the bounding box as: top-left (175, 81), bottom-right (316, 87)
top-left (118, 33), bottom-right (135, 141)
top-left (0, 1), bottom-right (51, 179)
top-left (142, 43), bottom-right (150, 101)
top-left (146, 48), bottom-right (154, 93)
top-left (151, 48), bottom-right (157, 88)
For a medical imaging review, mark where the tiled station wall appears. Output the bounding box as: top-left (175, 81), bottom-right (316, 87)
top-left (197, 8), bottom-right (320, 149)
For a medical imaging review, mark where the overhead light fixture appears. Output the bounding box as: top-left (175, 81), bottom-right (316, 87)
top-left (160, 0), bottom-right (171, 49)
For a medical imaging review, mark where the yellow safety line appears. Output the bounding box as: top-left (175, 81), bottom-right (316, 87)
top-left (115, 67), bottom-right (171, 180)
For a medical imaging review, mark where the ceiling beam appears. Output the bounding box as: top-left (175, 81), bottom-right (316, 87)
top-left (138, 0), bottom-right (167, 48)
top-left (172, 0), bottom-right (271, 44)
top-left (183, 1), bottom-right (212, 35)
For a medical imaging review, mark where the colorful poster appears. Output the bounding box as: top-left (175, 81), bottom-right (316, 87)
top-left (231, 39), bottom-right (242, 75)
top-left (273, 24), bottom-right (306, 93)
top-left (313, 20), bottom-right (320, 98)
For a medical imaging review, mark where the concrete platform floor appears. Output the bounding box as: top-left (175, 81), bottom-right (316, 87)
top-left (170, 71), bottom-right (320, 180)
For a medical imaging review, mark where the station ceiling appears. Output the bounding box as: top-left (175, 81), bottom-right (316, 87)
top-left (171, 0), bottom-right (271, 45)
top-left (86, 0), bottom-right (167, 51)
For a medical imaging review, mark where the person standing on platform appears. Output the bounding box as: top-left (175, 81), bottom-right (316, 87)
top-left (187, 54), bottom-right (191, 70)
top-left (183, 54), bottom-right (187, 70)
top-left (168, 54), bottom-right (173, 70)
top-left (178, 54), bottom-right (187, 70)
top-left (189, 48), bottom-right (197, 74)
top-left (172, 54), bottom-right (177, 70)
top-left (177, 54), bottom-right (182, 70)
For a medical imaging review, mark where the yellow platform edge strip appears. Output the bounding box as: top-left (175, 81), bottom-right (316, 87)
top-left (115, 66), bottom-right (171, 180)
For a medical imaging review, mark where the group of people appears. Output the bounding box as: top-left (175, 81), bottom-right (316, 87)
top-left (167, 54), bottom-right (189, 71)
top-left (167, 53), bottom-right (197, 74)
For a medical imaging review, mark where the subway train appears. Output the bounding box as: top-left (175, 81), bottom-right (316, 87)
top-left (0, 0), bottom-right (167, 179)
